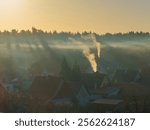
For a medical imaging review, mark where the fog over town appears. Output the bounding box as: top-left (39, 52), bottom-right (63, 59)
top-left (0, 29), bottom-right (150, 112)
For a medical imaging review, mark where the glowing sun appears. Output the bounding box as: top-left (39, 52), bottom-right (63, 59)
top-left (0, 0), bottom-right (21, 11)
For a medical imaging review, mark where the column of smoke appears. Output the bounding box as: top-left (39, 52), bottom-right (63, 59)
top-left (82, 45), bottom-right (97, 72)
top-left (69, 34), bottom-right (101, 72)
top-left (90, 34), bottom-right (101, 59)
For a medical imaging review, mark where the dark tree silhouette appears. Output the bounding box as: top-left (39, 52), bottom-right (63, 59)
top-left (60, 58), bottom-right (72, 80)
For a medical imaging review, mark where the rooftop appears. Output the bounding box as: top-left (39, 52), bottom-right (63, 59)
top-left (92, 99), bottom-right (123, 105)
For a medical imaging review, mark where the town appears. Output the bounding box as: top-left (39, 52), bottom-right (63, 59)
top-left (0, 30), bottom-right (150, 113)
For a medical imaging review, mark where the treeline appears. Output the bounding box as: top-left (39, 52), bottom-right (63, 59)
top-left (0, 27), bottom-right (150, 43)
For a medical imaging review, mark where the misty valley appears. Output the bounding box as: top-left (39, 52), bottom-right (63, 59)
top-left (0, 29), bottom-right (150, 113)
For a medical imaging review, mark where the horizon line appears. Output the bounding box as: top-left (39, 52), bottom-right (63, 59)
top-left (0, 28), bottom-right (150, 35)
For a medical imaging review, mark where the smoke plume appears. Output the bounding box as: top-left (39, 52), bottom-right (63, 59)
top-left (69, 36), bottom-right (99, 72)
top-left (82, 47), bottom-right (97, 72)
top-left (90, 34), bottom-right (101, 59)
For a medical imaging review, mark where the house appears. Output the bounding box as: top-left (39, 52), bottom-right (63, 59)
top-left (112, 69), bottom-right (141, 83)
top-left (29, 75), bottom-right (90, 112)
top-left (81, 72), bottom-right (110, 89)
top-left (90, 98), bottom-right (123, 112)
top-left (50, 84), bottom-right (123, 113)
top-left (49, 81), bottom-right (90, 111)
top-left (29, 75), bottom-right (63, 112)
top-left (89, 86), bottom-right (121, 99)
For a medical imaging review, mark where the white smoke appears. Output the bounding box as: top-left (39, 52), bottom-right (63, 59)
top-left (69, 35), bottom-right (100, 72)
top-left (90, 34), bottom-right (101, 59)
top-left (82, 47), bottom-right (97, 72)
top-left (82, 34), bottom-right (101, 58)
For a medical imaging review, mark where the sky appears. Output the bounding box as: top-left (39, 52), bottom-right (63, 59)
top-left (0, 0), bottom-right (150, 34)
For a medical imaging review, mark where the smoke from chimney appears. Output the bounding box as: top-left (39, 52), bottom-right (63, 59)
top-left (82, 46), bottom-right (97, 72)
top-left (90, 34), bottom-right (101, 59)
top-left (69, 34), bottom-right (101, 72)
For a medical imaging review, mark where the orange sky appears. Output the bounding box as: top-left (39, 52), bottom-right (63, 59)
top-left (0, 0), bottom-right (150, 34)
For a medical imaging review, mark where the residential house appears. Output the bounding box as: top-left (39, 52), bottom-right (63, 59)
top-left (29, 75), bottom-right (90, 112)
top-left (29, 75), bottom-right (62, 112)
top-left (81, 72), bottom-right (110, 89)
top-left (90, 98), bottom-right (123, 112)
top-left (89, 86), bottom-right (121, 99)
top-left (47, 81), bottom-right (90, 112)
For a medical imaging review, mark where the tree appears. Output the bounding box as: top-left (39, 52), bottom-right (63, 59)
top-left (71, 62), bottom-right (82, 82)
top-left (11, 29), bottom-right (18, 35)
top-left (32, 27), bottom-right (38, 34)
top-left (60, 58), bottom-right (72, 80)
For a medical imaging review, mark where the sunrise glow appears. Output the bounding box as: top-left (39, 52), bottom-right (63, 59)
top-left (0, 0), bottom-right (150, 33)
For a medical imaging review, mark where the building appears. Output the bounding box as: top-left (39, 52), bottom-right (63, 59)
top-left (89, 86), bottom-right (121, 99)
top-left (47, 81), bottom-right (90, 112)
top-left (90, 99), bottom-right (123, 112)
top-left (29, 75), bottom-right (62, 112)
top-left (81, 72), bottom-right (110, 89)
top-left (29, 75), bottom-right (90, 112)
